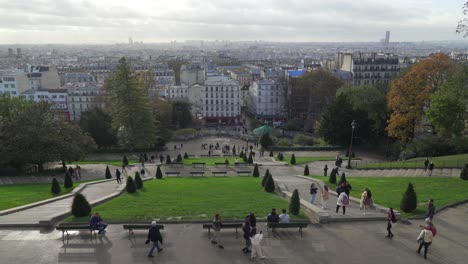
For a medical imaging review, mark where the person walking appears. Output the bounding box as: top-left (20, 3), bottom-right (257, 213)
top-left (241, 221), bottom-right (252, 253)
top-left (336, 191), bottom-right (349, 215)
top-left (386, 208), bottom-right (396, 238)
top-left (321, 185), bottom-right (330, 209)
top-left (343, 181), bottom-right (352, 196)
top-left (250, 230), bottom-right (266, 259)
top-left (75, 165), bottom-right (81, 180)
top-left (145, 221), bottom-right (163, 257)
top-left (360, 188), bottom-right (373, 214)
top-left (424, 158), bottom-right (430, 172)
top-left (417, 226), bottom-right (434, 259)
top-left (310, 183), bottom-right (318, 204)
top-left (211, 214), bottom-right (224, 249)
top-left (247, 213), bottom-right (257, 228)
top-left (140, 168), bottom-right (146, 178)
top-left (115, 169), bottom-right (122, 183)
top-left (324, 165), bottom-right (328, 176)
top-left (428, 162), bottom-right (434, 176)
top-left (420, 218), bottom-right (437, 237)
top-left (426, 199), bottom-right (435, 221)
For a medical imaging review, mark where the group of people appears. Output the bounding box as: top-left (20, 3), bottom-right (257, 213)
top-left (424, 159), bottom-right (435, 176)
top-left (67, 165), bottom-right (81, 180)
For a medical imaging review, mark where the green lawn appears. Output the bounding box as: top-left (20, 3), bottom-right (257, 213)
top-left (312, 176), bottom-right (468, 218)
top-left (0, 179), bottom-right (99, 211)
top-left (68, 177), bottom-right (306, 222)
top-left (355, 154), bottom-right (468, 169)
top-left (275, 156), bottom-right (336, 165)
top-left (182, 157), bottom-right (241, 165)
top-left (71, 160), bottom-right (139, 166)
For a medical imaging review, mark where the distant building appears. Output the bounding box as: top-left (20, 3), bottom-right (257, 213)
top-left (66, 83), bottom-right (105, 122)
top-left (64, 72), bottom-right (96, 83)
top-left (180, 63), bottom-right (205, 86)
top-left (248, 79), bottom-right (283, 119)
top-left (166, 84), bottom-right (189, 101)
top-left (201, 76), bottom-right (240, 123)
top-left (286, 69), bottom-right (306, 80)
top-left (23, 65), bottom-right (61, 91)
top-left (21, 89), bottom-right (70, 120)
top-left (0, 70), bottom-right (21, 96)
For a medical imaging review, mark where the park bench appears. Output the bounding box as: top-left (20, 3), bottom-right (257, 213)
top-left (192, 162), bottom-right (206, 168)
top-left (202, 223), bottom-right (243, 238)
top-left (165, 171), bottom-right (180, 176)
top-left (186, 154), bottom-right (196, 158)
top-left (237, 171), bottom-right (252, 176)
top-left (56, 223), bottom-right (96, 241)
top-left (212, 171), bottom-right (227, 176)
top-left (190, 171), bottom-right (205, 176)
top-left (170, 162), bottom-right (184, 168)
top-left (211, 154), bottom-right (221, 157)
top-left (267, 222), bottom-right (308, 237)
top-left (122, 224), bottom-right (165, 239)
top-left (214, 162), bottom-right (229, 167)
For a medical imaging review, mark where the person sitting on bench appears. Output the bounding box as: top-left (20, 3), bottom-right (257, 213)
top-left (279, 209), bottom-right (290, 223)
top-left (235, 158), bottom-right (240, 166)
top-left (266, 208), bottom-right (280, 223)
top-left (90, 212), bottom-right (108, 234)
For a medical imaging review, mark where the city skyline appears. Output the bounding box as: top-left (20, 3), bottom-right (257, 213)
top-left (0, 0), bottom-right (466, 44)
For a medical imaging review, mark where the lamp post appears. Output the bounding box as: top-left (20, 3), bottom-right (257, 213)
top-left (346, 120), bottom-right (357, 169)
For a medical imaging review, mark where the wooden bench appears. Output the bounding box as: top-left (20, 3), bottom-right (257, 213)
top-left (170, 162), bottom-right (184, 168)
top-left (202, 223), bottom-right (243, 238)
top-left (212, 171), bottom-right (227, 176)
top-left (192, 162), bottom-right (206, 168)
top-left (267, 222), bottom-right (308, 237)
top-left (223, 154), bottom-right (232, 157)
top-left (237, 171), bottom-right (252, 176)
top-left (214, 162), bottom-right (229, 167)
top-left (165, 172), bottom-right (180, 176)
top-left (56, 223), bottom-right (97, 241)
top-left (190, 171), bottom-right (205, 176)
top-left (122, 224), bottom-right (165, 239)
top-left (211, 154), bottom-right (220, 157)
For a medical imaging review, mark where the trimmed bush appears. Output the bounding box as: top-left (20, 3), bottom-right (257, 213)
top-left (51, 177), bottom-right (61, 194)
top-left (260, 133), bottom-right (274, 149)
top-left (71, 193), bottom-right (91, 217)
top-left (225, 159), bottom-right (229, 165)
top-left (277, 152), bottom-right (284, 161)
top-left (460, 164), bottom-right (468, 180)
top-left (126, 176), bottom-right (137, 193)
top-left (177, 154), bottom-right (183, 163)
top-left (242, 152), bottom-right (248, 162)
top-left (329, 168), bottom-right (337, 184)
top-left (290, 154), bottom-right (296, 165)
top-left (293, 134), bottom-right (315, 146)
top-left (184, 152), bottom-right (189, 159)
top-left (64, 171), bottom-right (73, 188)
top-left (166, 155), bottom-right (172, 164)
top-left (304, 165), bottom-right (310, 176)
top-left (400, 182), bottom-right (417, 213)
top-left (338, 173), bottom-right (347, 185)
top-left (247, 152), bottom-right (253, 164)
top-left (123, 155), bottom-right (129, 166)
top-left (264, 174), bottom-right (275, 192)
top-left (289, 189), bottom-right (300, 215)
top-left (269, 151), bottom-right (274, 157)
top-left (155, 166), bottom-right (163, 179)
top-left (252, 163), bottom-right (260, 177)
top-left (134, 172), bottom-right (143, 189)
top-left (239, 150), bottom-right (244, 158)
top-left (105, 165), bottom-right (112, 179)
top-left (261, 169), bottom-right (271, 187)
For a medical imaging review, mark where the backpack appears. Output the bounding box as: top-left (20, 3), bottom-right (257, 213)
top-left (391, 213), bottom-right (397, 223)
top-left (341, 194), bottom-right (349, 205)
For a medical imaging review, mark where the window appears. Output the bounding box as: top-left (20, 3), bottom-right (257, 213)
top-left (59, 95), bottom-right (64, 98)
top-left (3, 77), bottom-right (15, 82)
top-left (52, 95), bottom-right (57, 99)
top-left (258, 91), bottom-right (261, 96)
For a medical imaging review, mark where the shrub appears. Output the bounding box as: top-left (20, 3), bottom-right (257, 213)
top-left (461, 164), bottom-right (468, 180)
top-left (290, 154), bottom-right (296, 165)
top-left (247, 152), bottom-right (253, 164)
top-left (134, 172), bottom-right (143, 189)
top-left (71, 193), bottom-right (91, 217)
top-left (126, 176), bottom-right (137, 193)
top-left (262, 169), bottom-right (271, 186)
top-left (304, 165), bottom-right (310, 176)
top-left (338, 173), bottom-right (347, 185)
top-left (123, 155), bottom-right (129, 166)
top-left (51, 177), bottom-right (61, 194)
top-left (277, 138), bottom-right (292, 147)
top-left (289, 189), bottom-right (300, 215)
top-left (184, 152), bottom-right (189, 159)
top-left (166, 155), bottom-right (172, 164)
top-left (177, 154), bottom-right (183, 163)
top-left (329, 168), bottom-right (337, 184)
top-left (242, 152), bottom-right (248, 162)
top-left (155, 166), bottom-right (163, 179)
top-left (277, 153), bottom-right (284, 161)
top-left (400, 182), bottom-right (417, 213)
top-left (264, 174), bottom-right (275, 192)
top-left (174, 128), bottom-right (197, 137)
top-left (239, 150), bottom-right (244, 158)
top-left (269, 151), bottom-right (274, 157)
top-left (260, 133), bottom-right (274, 149)
top-left (225, 158), bottom-right (229, 165)
top-left (105, 166), bottom-right (112, 179)
top-left (293, 134), bottom-right (315, 146)
top-left (64, 171), bottom-right (73, 188)
top-left (253, 163), bottom-right (260, 177)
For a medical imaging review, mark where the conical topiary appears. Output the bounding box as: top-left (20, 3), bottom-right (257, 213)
top-left (329, 168), bottom-right (337, 184)
top-left (239, 150), bottom-right (244, 158)
top-left (156, 166), bottom-right (163, 179)
top-left (225, 158), bottom-right (229, 165)
top-left (184, 152), bottom-right (189, 159)
top-left (177, 154), bottom-right (183, 163)
top-left (105, 165), bottom-right (112, 179)
top-left (338, 172), bottom-right (347, 185)
top-left (134, 172), bottom-right (143, 189)
top-left (460, 164), bottom-right (468, 180)
top-left (242, 152), bottom-right (248, 162)
top-left (71, 193), bottom-right (91, 217)
top-left (289, 189), bottom-right (300, 215)
top-left (166, 155), bottom-right (172, 164)
top-left (261, 169), bottom-right (271, 186)
top-left (290, 154), bottom-right (296, 165)
top-left (51, 177), bottom-right (61, 194)
top-left (247, 152), bottom-right (253, 164)
top-left (304, 165), bottom-right (310, 176)
top-left (264, 174), bottom-right (275, 192)
top-left (126, 176), bottom-right (137, 193)
top-left (400, 182), bottom-right (417, 213)
top-left (253, 163), bottom-right (260, 177)
top-left (269, 151), bottom-right (274, 157)
top-left (277, 153), bottom-right (284, 161)
top-left (64, 171), bottom-right (73, 188)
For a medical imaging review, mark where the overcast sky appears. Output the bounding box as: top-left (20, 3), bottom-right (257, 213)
top-left (0, 0), bottom-right (466, 44)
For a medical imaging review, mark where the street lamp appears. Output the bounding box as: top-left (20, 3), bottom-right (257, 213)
top-left (346, 120), bottom-right (357, 169)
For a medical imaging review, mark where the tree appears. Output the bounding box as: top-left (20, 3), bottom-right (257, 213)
top-left (156, 166), bottom-right (163, 179)
top-left (105, 57), bottom-right (156, 148)
top-left (71, 193), bottom-right (91, 217)
top-left (457, 2), bottom-right (468, 37)
top-left (461, 164), bottom-right (468, 180)
top-left (152, 98), bottom-right (173, 146)
top-left (338, 173), bottom-right (347, 185)
top-left (166, 155), bottom-right (172, 164)
top-left (105, 166), bottom-right (112, 179)
top-left (304, 165), bottom-right (309, 176)
top-left (387, 53), bottom-right (457, 142)
top-left (247, 152), bottom-right (253, 163)
top-left (56, 122), bottom-right (96, 169)
top-left (134, 172), bottom-right (143, 189)
top-left (400, 182), bottom-right (417, 213)
top-left (177, 154), bottom-right (183, 163)
top-left (329, 168), bottom-right (337, 184)
top-left (184, 152), bottom-right (189, 159)
top-left (252, 163), bottom-right (260, 177)
top-left (64, 171), bottom-right (73, 188)
top-left (126, 176), bottom-right (137, 193)
top-left (51, 177), bottom-right (61, 194)
top-left (260, 133), bottom-right (274, 149)
top-left (79, 108), bottom-right (117, 148)
top-left (171, 100), bottom-right (193, 128)
top-left (262, 169), bottom-right (271, 186)
top-left (289, 189), bottom-right (301, 215)
top-left (264, 174), bottom-right (275, 192)
top-left (290, 154), bottom-right (296, 165)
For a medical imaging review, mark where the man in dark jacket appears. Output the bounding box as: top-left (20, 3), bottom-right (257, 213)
top-left (145, 221), bottom-right (163, 257)
top-left (90, 212), bottom-right (108, 234)
top-left (267, 208), bottom-right (280, 223)
top-left (426, 199), bottom-right (435, 221)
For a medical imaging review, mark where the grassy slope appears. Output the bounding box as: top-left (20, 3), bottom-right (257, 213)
top-left (313, 176), bottom-right (468, 218)
top-left (182, 157), bottom-right (240, 165)
top-left (68, 177), bottom-right (306, 222)
top-left (276, 156), bottom-right (336, 165)
top-left (356, 154), bottom-right (468, 169)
